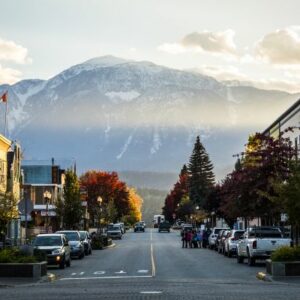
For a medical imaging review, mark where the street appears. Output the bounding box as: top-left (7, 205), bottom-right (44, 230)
top-left (1, 229), bottom-right (300, 299)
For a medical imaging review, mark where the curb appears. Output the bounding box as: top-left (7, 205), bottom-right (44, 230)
top-left (107, 243), bottom-right (116, 249)
top-left (47, 273), bottom-right (57, 282)
top-left (256, 272), bottom-right (272, 282)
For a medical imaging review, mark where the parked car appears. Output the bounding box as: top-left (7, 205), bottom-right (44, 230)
top-left (107, 224), bottom-right (123, 239)
top-left (115, 222), bottom-right (126, 234)
top-left (158, 221), bottom-right (171, 233)
top-left (79, 231), bottom-right (92, 255)
top-left (33, 234), bottom-right (71, 269)
top-left (236, 226), bottom-right (292, 266)
top-left (134, 222), bottom-right (145, 232)
top-left (224, 230), bottom-right (245, 257)
top-left (208, 227), bottom-right (229, 249)
top-left (56, 230), bottom-right (85, 259)
top-left (217, 230), bottom-right (231, 254)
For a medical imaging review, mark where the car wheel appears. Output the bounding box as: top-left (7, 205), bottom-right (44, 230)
top-left (89, 248), bottom-right (92, 255)
top-left (59, 258), bottom-right (65, 269)
top-left (247, 254), bottom-right (255, 266)
top-left (237, 253), bottom-right (244, 264)
top-left (66, 257), bottom-right (71, 267)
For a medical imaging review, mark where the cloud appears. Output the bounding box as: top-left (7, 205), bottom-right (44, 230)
top-left (158, 29), bottom-right (238, 57)
top-left (255, 27), bottom-right (300, 64)
top-left (0, 64), bottom-right (22, 84)
top-left (194, 65), bottom-right (300, 93)
top-left (0, 37), bottom-right (31, 64)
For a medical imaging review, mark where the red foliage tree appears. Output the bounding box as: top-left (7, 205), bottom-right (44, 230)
top-left (80, 170), bottom-right (130, 225)
top-left (162, 165), bottom-right (189, 222)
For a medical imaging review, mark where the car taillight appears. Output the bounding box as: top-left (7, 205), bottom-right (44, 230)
top-left (253, 240), bottom-right (257, 249)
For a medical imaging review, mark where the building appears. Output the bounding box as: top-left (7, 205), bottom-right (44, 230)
top-left (22, 159), bottom-right (66, 234)
top-left (0, 134), bottom-right (22, 244)
top-left (263, 98), bottom-right (300, 149)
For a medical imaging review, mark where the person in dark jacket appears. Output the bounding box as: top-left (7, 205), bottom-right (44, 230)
top-left (202, 230), bottom-right (209, 248)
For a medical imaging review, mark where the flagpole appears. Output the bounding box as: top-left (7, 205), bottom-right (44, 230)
top-left (4, 93), bottom-right (8, 137)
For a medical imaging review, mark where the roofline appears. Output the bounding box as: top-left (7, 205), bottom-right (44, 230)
top-left (263, 98), bottom-right (300, 135)
top-left (0, 134), bottom-right (12, 147)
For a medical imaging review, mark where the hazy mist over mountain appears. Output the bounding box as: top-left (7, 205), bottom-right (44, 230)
top-left (0, 56), bottom-right (298, 187)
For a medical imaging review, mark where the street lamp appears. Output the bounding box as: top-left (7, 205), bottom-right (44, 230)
top-left (97, 196), bottom-right (103, 235)
top-left (43, 190), bottom-right (52, 233)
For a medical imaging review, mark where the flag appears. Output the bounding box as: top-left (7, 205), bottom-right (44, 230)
top-left (0, 91), bottom-right (7, 103)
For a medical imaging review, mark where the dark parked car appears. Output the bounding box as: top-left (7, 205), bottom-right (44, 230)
top-left (158, 221), bottom-right (171, 233)
top-left (56, 230), bottom-right (85, 259)
top-left (33, 234), bottom-right (71, 269)
top-left (79, 231), bottom-right (92, 255)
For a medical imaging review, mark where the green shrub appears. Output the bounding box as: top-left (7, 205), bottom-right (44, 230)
top-left (271, 246), bottom-right (300, 262)
top-left (0, 248), bottom-right (37, 263)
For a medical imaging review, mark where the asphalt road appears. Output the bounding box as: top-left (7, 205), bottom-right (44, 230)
top-left (1, 229), bottom-right (300, 299)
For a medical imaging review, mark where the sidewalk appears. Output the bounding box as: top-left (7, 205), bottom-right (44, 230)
top-left (0, 273), bottom-right (54, 287)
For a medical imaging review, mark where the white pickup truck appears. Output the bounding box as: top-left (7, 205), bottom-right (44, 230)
top-left (236, 226), bottom-right (291, 266)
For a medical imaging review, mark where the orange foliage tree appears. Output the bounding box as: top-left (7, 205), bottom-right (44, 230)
top-left (80, 170), bottom-right (142, 226)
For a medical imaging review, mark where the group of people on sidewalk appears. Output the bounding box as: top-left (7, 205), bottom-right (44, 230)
top-left (181, 229), bottom-right (209, 248)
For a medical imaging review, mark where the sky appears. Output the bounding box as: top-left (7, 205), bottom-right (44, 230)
top-left (1, 0), bottom-right (300, 93)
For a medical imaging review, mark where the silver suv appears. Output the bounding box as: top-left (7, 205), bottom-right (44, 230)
top-left (33, 234), bottom-right (71, 269)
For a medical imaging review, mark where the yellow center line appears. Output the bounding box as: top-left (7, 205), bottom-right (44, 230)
top-left (150, 228), bottom-right (156, 277)
top-left (151, 243), bottom-right (156, 277)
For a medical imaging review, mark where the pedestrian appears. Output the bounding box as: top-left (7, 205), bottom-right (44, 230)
top-left (192, 231), bottom-right (198, 248)
top-left (186, 230), bottom-right (192, 248)
top-left (181, 230), bottom-right (187, 248)
top-left (197, 230), bottom-right (202, 248)
top-left (202, 230), bottom-right (208, 248)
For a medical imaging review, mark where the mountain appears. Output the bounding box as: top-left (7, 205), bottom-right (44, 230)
top-left (0, 55), bottom-right (298, 186)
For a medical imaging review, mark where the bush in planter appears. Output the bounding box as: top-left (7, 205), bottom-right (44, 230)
top-left (271, 246), bottom-right (300, 262)
top-left (0, 248), bottom-right (37, 263)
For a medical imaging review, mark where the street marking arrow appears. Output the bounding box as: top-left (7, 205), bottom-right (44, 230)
top-left (71, 273), bottom-right (77, 276)
top-left (79, 272), bottom-right (85, 275)
top-left (115, 270), bottom-right (127, 274)
top-left (93, 271), bottom-right (106, 275)
top-left (137, 270), bottom-right (149, 273)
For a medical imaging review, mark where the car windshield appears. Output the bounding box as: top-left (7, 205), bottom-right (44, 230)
top-left (79, 232), bottom-right (87, 239)
top-left (108, 225), bottom-right (120, 230)
top-left (234, 231), bottom-right (244, 239)
top-left (250, 230), bottom-right (282, 238)
top-left (59, 232), bottom-right (79, 241)
top-left (233, 231), bottom-right (244, 239)
top-left (34, 236), bottom-right (62, 246)
top-left (214, 229), bottom-right (222, 234)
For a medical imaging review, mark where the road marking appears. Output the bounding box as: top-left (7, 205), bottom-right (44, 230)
top-left (115, 270), bottom-right (126, 274)
top-left (151, 243), bottom-right (156, 277)
top-left (71, 273), bottom-right (77, 276)
top-left (93, 271), bottom-right (106, 275)
top-left (137, 270), bottom-right (149, 273)
top-left (60, 275), bottom-right (152, 281)
top-left (140, 291), bottom-right (162, 295)
top-left (79, 272), bottom-right (85, 275)
top-left (150, 228), bottom-right (153, 241)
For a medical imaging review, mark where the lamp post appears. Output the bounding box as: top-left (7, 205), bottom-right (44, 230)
top-left (43, 190), bottom-right (52, 233)
top-left (97, 196), bottom-right (103, 235)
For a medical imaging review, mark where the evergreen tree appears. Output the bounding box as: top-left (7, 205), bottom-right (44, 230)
top-left (188, 136), bottom-right (215, 207)
top-left (63, 169), bottom-right (83, 229)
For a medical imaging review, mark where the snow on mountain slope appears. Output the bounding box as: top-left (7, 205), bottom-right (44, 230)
top-left (0, 56), bottom-right (298, 180)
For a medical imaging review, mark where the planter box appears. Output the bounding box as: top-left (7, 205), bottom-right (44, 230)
top-left (266, 259), bottom-right (300, 276)
top-left (0, 262), bottom-right (47, 278)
